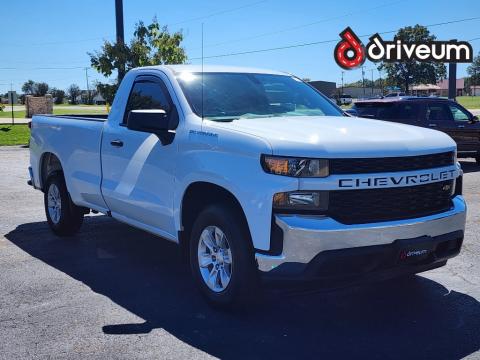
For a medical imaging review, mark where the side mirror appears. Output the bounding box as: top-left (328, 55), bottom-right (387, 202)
top-left (127, 109), bottom-right (170, 133)
top-left (470, 115), bottom-right (479, 124)
top-left (127, 109), bottom-right (179, 145)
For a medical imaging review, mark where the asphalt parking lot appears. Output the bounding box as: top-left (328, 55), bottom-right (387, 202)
top-left (0, 146), bottom-right (479, 360)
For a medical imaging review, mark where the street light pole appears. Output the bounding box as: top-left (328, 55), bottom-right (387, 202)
top-left (115, 0), bottom-right (125, 82)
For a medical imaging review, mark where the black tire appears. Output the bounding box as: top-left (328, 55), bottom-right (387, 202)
top-left (189, 204), bottom-right (259, 308)
top-left (44, 172), bottom-right (84, 236)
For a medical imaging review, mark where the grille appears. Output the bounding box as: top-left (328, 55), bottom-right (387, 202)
top-left (329, 152), bottom-right (454, 175)
top-left (328, 180), bottom-right (454, 225)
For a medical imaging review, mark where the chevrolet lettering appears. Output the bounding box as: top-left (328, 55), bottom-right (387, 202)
top-left (338, 169), bottom-right (458, 188)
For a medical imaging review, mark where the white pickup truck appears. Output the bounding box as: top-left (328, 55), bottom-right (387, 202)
top-left (29, 65), bottom-right (466, 307)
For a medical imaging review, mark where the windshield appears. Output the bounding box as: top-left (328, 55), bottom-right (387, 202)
top-left (176, 72), bottom-right (343, 121)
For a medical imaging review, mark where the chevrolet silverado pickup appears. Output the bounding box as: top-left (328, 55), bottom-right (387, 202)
top-left (29, 65), bottom-right (467, 307)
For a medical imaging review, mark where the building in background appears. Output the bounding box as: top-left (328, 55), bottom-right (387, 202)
top-left (469, 85), bottom-right (480, 96)
top-left (411, 79), bottom-right (465, 97)
top-left (411, 84), bottom-right (441, 96)
top-left (437, 79), bottom-right (464, 97)
top-left (308, 80), bottom-right (336, 97)
top-left (75, 90), bottom-right (105, 105)
top-left (338, 86), bottom-right (383, 99)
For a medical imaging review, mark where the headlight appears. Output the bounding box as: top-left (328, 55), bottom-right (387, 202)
top-left (273, 191), bottom-right (328, 211)
top-left (261, 155), bottom-right (329, 177)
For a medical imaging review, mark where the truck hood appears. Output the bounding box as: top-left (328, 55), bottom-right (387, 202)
top-left (210, 116), bottom-right (456, 158)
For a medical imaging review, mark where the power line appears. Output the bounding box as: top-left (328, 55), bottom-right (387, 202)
top-left (0, 66), bottom-right (88, 70)
top-left (195, 0), bottom-right (403, 50)
top-left (2, 1), bottom-right (267, 48)
top-left (169, 0), bottom-right (267, 26)
top-left (190, 16), bottom-right (480, 60)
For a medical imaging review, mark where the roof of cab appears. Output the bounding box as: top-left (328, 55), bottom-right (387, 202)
top-left (355, 96), bottom-right (451, 104)
top-left (133, 64), bottom-right (289, 76)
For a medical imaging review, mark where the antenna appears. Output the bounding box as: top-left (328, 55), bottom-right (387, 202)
top-left (201, 22), bottom-right (204, 121)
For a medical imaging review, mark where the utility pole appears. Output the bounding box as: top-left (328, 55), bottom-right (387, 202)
top-left (371, 69), bottom-right (374, 95)
top-left (115, 0), bottom-right (125, 82)
top-left (361, 66), bottom-right (366, 97)
top-left (341, 71), bottom-right (344, 95)
top-left (85, 67), bottom-right (90, 104)
top-left (379, 69), bottom-right (383, 96)
top-left (10, 83), bottom-right (14, 125)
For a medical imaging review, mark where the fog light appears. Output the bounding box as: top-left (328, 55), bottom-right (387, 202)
top-left (273, 191), bottom-right (328, 211)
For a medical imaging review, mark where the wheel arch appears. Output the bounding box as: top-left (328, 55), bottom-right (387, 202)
top-left (39, 152), bottom-right (64, 191)
top-left (179, 181), bottom-right (252, 257)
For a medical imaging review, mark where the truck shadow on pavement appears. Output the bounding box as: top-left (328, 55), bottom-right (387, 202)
top-left (6, 215), bottom-right (480, 360)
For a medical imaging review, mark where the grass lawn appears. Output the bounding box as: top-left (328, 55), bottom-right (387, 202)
top-left (0, 107), bottom-right (106, 119)
top-left (0, 110), bottom-right (26, 118)
top-left (53, 108), bottom-right (106, 115)
top-left (0, 125), bottom-right (30, 146)
top-left (456, 96), bottom-right (480, 109)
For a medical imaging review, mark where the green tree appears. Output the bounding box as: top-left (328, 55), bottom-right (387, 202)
top-left (377, 25), bottom-right (447, 93)
top-left (67, 84), bottom-right (81, 105)
top-left (466, 52), bottom-right (480, 95)
top-left (35, 82), bottom-right (49, 96)
top-left (89, 18), bottom-right (187, 103)
top-left (50, 88), bottom-right (65, 104)
top-left (22, 80), bottom-right (36, 95)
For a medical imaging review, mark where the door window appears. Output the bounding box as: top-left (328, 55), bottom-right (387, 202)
top-left (390, 103), bottom-right (419, 121)
top-left (123, 80), bottom-right (171, 124)
top-left (426, 103), bottom-right (452, 122)
top-left (448, 104), bottom-right (471, 122)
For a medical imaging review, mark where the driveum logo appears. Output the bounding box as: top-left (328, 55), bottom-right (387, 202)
top-left (334, 27), bottom-right (366, 70)
top-left (334, 27), bottom-right (473, 70)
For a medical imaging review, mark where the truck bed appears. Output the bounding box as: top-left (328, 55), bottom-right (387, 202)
top-left (29, 114), bottom-right (109, 213)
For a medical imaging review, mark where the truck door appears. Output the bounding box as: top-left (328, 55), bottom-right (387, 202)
top-left (446, 103), bottom-right (480, 154)
top-left (101, 74), bottom-right (178, 240)
top-left (424, 102), bottom-right (458, 141)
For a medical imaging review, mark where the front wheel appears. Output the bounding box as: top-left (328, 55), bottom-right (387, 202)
top-left (189, 204), bottom-right (259, 308)
top-left (44, 172), bottom-right (84, 236)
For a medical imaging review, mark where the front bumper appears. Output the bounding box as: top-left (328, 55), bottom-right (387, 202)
top-left (255, 195), bottom-right (466, 278)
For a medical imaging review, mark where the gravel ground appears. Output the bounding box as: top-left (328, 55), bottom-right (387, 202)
top-left (0, 146), bottom-right (479, 360)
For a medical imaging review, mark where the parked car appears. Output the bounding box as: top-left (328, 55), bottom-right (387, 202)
top-left (352, 97), bottom-right (480, 164)
top-left (334, 94), bottom-right (353, 105)
top-left (29, 66), bottom-right (466, 307)
top-left (384, 92), bottom-right (406, 97)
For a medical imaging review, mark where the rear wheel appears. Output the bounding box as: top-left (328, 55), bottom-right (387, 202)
top-left (189, 204), bottom-right (259, 308)
top-left (44, 172), bottom-right (84, 236)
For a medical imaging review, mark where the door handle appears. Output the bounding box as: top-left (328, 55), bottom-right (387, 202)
top-left (110, 139), bottom-right (124, 147)
top-left (428, 123), bottom-right (437, 127)
top-left (457, 125), bottom-right (465, 128)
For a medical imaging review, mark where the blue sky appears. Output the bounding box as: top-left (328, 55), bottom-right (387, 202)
top-left (1, 0), bottom-right (479, 94)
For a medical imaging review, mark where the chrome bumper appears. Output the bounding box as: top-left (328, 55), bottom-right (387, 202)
top-left (255, 196), bottom-right (466, 272)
